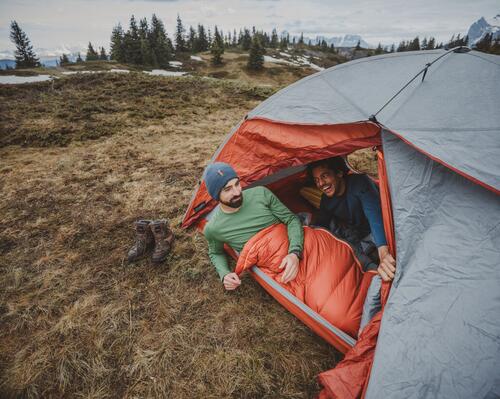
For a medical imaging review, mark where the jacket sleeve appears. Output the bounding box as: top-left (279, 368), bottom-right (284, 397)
top-left (204, 226), bottom-right (232, 281)
top-left (357, 176), bottom-right (387, 248)
top-left (263, 187), bottom-right (304, 254)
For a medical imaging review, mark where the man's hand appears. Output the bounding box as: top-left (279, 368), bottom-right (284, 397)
top-left (223, 272), bottom-right (241, 291)
top-left (279, 253), bottom-right (300, 284)
top-left (377, 245), bottom-right (396, 282)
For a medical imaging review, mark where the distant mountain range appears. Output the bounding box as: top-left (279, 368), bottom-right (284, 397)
top-left (291, 34), bottom-right (372, 49)
top-left (0, 45), bottom-right (84, 69)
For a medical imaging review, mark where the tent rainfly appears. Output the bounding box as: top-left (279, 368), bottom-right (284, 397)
top-left (182, 48), bottom-right (500, 399)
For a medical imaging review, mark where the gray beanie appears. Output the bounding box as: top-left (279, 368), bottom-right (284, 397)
top-left (203, 162), bottom-right (238, 200)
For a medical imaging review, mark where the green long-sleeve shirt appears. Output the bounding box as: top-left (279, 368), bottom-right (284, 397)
top-left (203, 186), bottom-right (304, 280)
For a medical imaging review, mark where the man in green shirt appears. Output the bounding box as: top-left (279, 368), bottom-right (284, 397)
top-left (203, 162), bottom-right (304, 291)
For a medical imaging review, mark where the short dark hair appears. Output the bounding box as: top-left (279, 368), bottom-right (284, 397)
top-left (306, 156), bottom-right (348, 183)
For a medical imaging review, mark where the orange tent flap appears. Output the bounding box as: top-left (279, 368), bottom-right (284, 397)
top-left (182, 120), bottom-right (380, 228)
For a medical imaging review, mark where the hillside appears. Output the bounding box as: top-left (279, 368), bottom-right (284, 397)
top-left (0, 63), bottom-right (375, 398)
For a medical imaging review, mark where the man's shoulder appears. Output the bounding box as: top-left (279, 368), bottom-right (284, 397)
top-left (243, 185), bottom-right (272, 200)
top-left (245, 185), bottom-right (269, 195)
top-left (346, 174), bottom-right (374, 192)
top-left (203, 209), bottom-right (221, 237)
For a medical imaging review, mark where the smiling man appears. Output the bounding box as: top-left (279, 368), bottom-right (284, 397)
top-left (307, 157), bottom-right (396, 282)
top-left (203, 162), bottom-right (304, 290)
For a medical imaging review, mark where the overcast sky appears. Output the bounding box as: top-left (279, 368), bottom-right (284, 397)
top-left (0, 0), bottom-right (498, 53)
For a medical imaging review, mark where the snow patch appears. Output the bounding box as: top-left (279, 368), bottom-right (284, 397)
top-left (308, 63), bottom-right (325, 72)
top-left (264, 54), bottom-right (324, 71)
top-left (144, 69), bottom-right (187, 77)
top-left (190, 55), bottom-right (203, 62)
top-left (279, 52), bottom-right (291, 58)
top-left (62, 70), bottom-right (98, 75)
top-left (0, 75), bottom-right (55, 84)
top-left (263, 55), bottom-right (297, 66)
top-left (169, 61), bottom-right (183, 68)
top-left (62, 69), bottom-right (130, 75)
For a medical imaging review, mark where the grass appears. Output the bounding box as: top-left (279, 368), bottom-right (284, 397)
top-left (0, 73), bottom-right (275, 147)
top-left (0, 71), bottom-right (361, 398)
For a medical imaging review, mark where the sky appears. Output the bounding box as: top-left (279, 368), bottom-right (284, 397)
top-left (0, 0), bottom-right (498, 55)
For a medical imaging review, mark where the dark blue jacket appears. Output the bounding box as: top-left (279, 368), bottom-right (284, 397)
top-left (318, 174), bottom-right (387, 247)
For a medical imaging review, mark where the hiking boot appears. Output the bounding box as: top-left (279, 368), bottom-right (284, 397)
top-left (150, 219), bottom-right (174, 264)
top-left (127, 219), bottom-right (154, 263)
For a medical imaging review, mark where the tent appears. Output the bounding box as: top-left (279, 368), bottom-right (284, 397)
top-left (182, 48), bottom-right (500, 398)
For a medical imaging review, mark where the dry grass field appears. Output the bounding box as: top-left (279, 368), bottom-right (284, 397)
top-left (0, 67), bottom-right (375, 398)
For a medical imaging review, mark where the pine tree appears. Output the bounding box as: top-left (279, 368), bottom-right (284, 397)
top-left (375, 42), bottom-right (383, 54)
top-left (213, 26), bottom-right (225, 55)
top-left (298, 33), bottom-right (304, 45)
top-left (124, 15), bottom-right (142, 64)
top-left (279, 33), bottom-right (288, 51)
top-left (210, 39), bottom-right (223, 65)
top-left (150, 14), bottom-right (172, 68)
top-left (355, 40), bottom-right (361, 50)
top-left (197, 24), bottom-right (209, 51)
top-left (59, 53), bottom-right (70, 65)
top-left (99, 47), bottom-right (108, 60)
top-left (139, 17), bottom-right (153, 65)
top-left (427, 37), bottom-right (435, 49)
top-left (320, 39), bottom-right (329, 52)
top-left (491, 38), bottom-right (500, 55)
top-left (247, 35), bottom-right (264, 70)
top-left (421, 37), bottom-right (428, 50)
top-left (262, 32), bottom-right (270, 47)
top-left (110, 24), bottom-right (125, 62)
top-left (175, 14), bottom-right (186, 52)
top-left (406, 36), bottom-right (420, 51)
top-left (9, 21), bottom-right (40, 68)
top-left (86, 42), bottom-right (99, 61)
top-left (188, 26), bottom-right (197, 52)
top-left (475, 33), bottom-right (493, 53)
top-left (241, 28), bottom-right (252, 50)
top-left (390, 43), bottom-right (395, 53)
top-left (232, 29), bottom-right (238, 47)
top-left (76, 52), bottom-right (83, 62)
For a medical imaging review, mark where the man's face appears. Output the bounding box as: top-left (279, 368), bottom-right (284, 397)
top-left (219, 177), bottom-right (243, 208)
top-left (312, 165), bottom-right (344, 198)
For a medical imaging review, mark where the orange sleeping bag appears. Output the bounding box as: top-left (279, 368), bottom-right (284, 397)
top-left (234, 223), bottom-right (373, 338)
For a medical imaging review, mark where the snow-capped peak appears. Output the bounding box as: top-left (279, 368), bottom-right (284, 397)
top-left (467, 13), bottom-right (500, 45)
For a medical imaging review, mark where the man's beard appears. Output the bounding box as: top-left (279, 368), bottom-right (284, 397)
top-left (221, 195), bottom-right (243, 208)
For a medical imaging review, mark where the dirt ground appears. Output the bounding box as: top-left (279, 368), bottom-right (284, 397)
top-left (0, 71), bottom-right (376, 398)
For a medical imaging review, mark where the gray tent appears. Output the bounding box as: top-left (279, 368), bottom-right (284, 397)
top-left (183, 48), bottom-right (500, 398)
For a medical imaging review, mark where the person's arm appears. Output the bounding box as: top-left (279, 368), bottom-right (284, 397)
top-left (204, 227), bottom-right (232, 281)
top-left (263, 187), bottom-right (304, 283)
top-left (263, 187), bottom-right (304, 255)
top-left (357, 177), bottom-right (387, 248)
top-left (356, 176), bottom-right (396, 281)
top-left (205, 227), bottom-right (242, 289)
